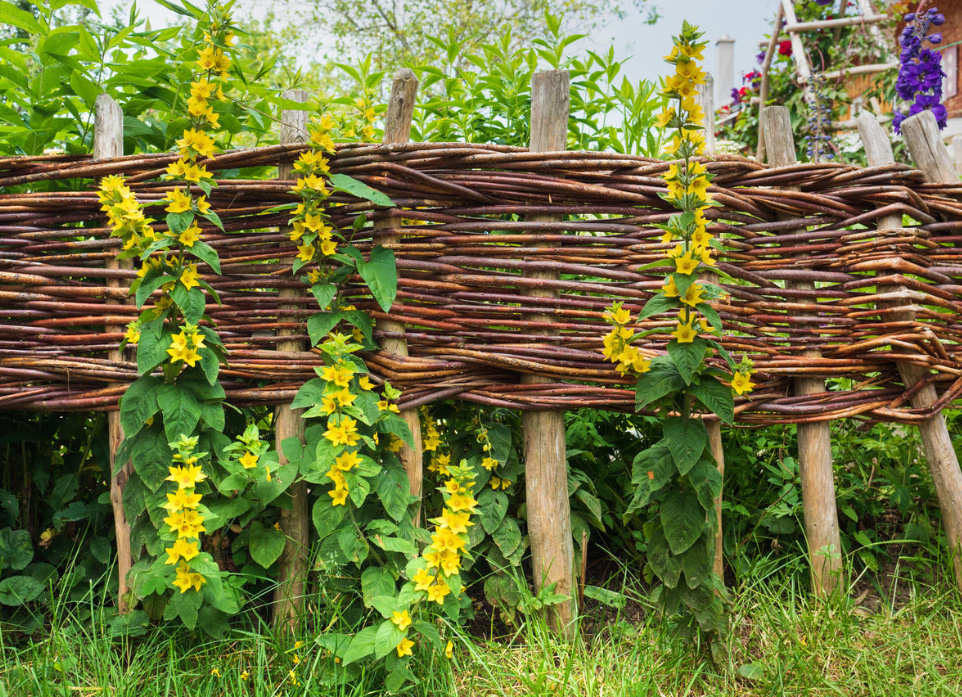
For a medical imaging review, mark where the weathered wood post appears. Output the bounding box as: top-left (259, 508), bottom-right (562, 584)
top-left (523, 70), bottom-right (575, 633)
top-left (697, 75), bottom-right (726, 582)
top-left (97, 94), bottom-right (135, 613)
top-left (273, 89), bottom-right (310, 630)
top-left (761, 106), bottom-right (843, 595)
top-left (888, 110), bottom-right (962, 590)
top-left (377, 69), bottom-right (424, 509)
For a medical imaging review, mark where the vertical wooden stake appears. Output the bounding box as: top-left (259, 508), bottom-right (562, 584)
top-left (892, 110), bottom-right (962, 590)
top-left (273, 89), bottom-right (310, 630)
top-left (377, 70), bottom-right (424, 511)
top-left (523, 70), bottom-right (575, 635)
top-left (697, 76), bottom-right (726, 583)
top-left (97, 94), bottom-right (134, 613)
top-left (762, 106), bottom-right (842, 596)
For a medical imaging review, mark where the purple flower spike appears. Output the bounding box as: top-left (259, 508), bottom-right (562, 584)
top-left (894, 6), bottom-right (947, 135)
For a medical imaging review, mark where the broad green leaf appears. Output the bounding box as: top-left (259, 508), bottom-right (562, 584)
top-left (644, 523), bottom-right (681, 588)
top-left (478, 488), bottom-right (509, 534)
top-left (625, 443), bottom-right (674, 518)
top-left (635, 357), bottom-right (685, 411)
top-left (691, 376), bottom-right (735, 425)
top-left (170, 284), bottom-right (205, 325)
top-left (357, 245), bottom-right (397, 313)
top-left (341, 625), bottom-right (378, 666)
top-left (156, 384), bottom-right (201, 442)
top-left (135, 272), bottom-right (175, 308)
top-left (492, 517), bottom-right (522, 557)
top-left (0, 575), bottom-right (44, 605)
top-left (361, 567), bottom-right (396, 608)
top-left (119, 376), bottom-right (162, 438)
top-left (374, 620), bottom-right (407, 659)
top-left (638, 293), bottom-right (679, 320)
top-left (312, 498), bottom-right (346, 540)
top-left (378, 414), bottom-right (415, 449)
top-left (664, 417), bottom-right (707, 476)
top-left (166, 211), bottom-right (194, 235)
top-left (190, 239), bottom-right (221, 275)
top-left (136, 321), bottom-right (171, 375)
top-left (248, 524), bottom-right (287, 568)
top-left (0, 528), bottom-right (33, 570)
top-left (377, 466), bottom-right (414, 522)
top-left (130, 424), bottom-right (172, 492)
top-left (329, 173), bottom-right (394, 207)
top-left (667, 337), bottom-right (706, 385)
top-left (680, 540), bottom-right (712, 589)
top-left (660, 491), bottom-right (705, 555)
top-left (311, 283), bottom-right (337, 310)
top-left (688, 453), bottom-right (723, 511)
top-left (307, 312), bottom-right (341, 346)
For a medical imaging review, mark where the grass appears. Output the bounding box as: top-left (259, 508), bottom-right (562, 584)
top-left (3, 560), bottom-right (962, 697)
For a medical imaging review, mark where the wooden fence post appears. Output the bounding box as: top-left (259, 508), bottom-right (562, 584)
top-left (891, 110), bottom-right (962, 590)
top-left (97, 94), bottom-right (135, 613)
top-left (523, 70), bottom-right (575, 634)
top-left (761, 106), bottom-right (842, 596)
top-left (377, 69), bottom-right (424, 509)
top-left (697, 75), bottom-right (726, 583)
top-left (273, 89), bottom-right (310, 630)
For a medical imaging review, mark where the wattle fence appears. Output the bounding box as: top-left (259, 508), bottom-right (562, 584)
top-left (3, 72), bottom-right (962, 617)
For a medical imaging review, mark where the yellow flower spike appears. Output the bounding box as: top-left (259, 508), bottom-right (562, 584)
top-left (165, 160), bottom-right (187, 178)
top-left (176, 128), bottom-right (216, 160)
top-left (323, 416), bottom-right (360, 447)
top-left (164, 509), bottom-right (206, 538)
top-left (178, 224), bottom-right (202, 248)
top-left (173, 563), bottom-right (206, 593)
top-left (166, 465), bottom-right (207, 487)
top-left (165, 538), bottom-right (200, 565)
top-left (427, 581), bottom-right (451, 604)
top-left (321, 362), bottom-right (354, 387)
top-left (413, 568), bottom-right (434, 591)
top-left (163, 488), bottom-right (202, 511)
top-left (179, 265), bottom-right (201, 290)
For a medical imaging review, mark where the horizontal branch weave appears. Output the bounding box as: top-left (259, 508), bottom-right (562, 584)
top-left (2, 142), bottom-right (962, 424)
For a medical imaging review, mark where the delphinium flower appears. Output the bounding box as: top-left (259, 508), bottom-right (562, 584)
top-left (893, 7), bottom-right (946, 133)
top-left (805, 72), bottom-right (834, 162)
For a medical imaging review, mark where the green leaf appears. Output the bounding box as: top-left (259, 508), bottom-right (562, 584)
top-left (170, 284), bottom-right (205, 325)
top-left (0, 528), bottom-right (33, 571)
top-left (0, 576), bottom-right (44, 605)
top-left (378, 414), bottom-right (415, 449)
top-left (312, 498), bottom-right (346, 540)
top-left (190, 239), bottom-right (221, 275)
top-left (645, 523), bottom-right (681, 588)
top-left (691, 376), bottom-right (735, 425)
top-left (660, 491), bottom-right (705, 555)
top-left (135, 272), bottom-right (175, 308)
top-left (166, 211), bottom-right (194, 236)
top-left (156, 384), bottom-right (201, 442)
top-left (119, 376), bottom-right (162, 438)
top-left (329, 173), bottom-right (394, 207)
top-left (664, 417), bottom-right (707, 476)
top-left (341, 310), bottom-right (374, 343)
top-left (342, 625), bottom-right (378, 666)
top-left (625, 443), bottom-right (674, 518)
top-left (307, 312), bottom-right (341, 346)
top-left (635, 357), bottom-right (685, 411)
top-left (357, 245), bottom-right (397, 313)
top-left (0, 1), bottom-right (43, 34)
top-left (311, 283), bottom-right (337, 310)
top-left (680, 541), bottom-right (712, 589)
top-left (478, 489), bottom-right (509, 534)
top-left (638, 293), bottom-right (679, 320)
top-left (667, 337), bottom-right (706, 385)
top-left (131, 424), bottom-right (173, 492)
top-left (361, 567), bottom-right (396, 608)
top-left (696, 302), bottom-right (722, 332)
top-left (248, 524), bottom-right (287, 568)
top-left (164, 587), bottom-right (202, 630)
top-left (492, 517), bottom-right (522, 558)
top-left (688, 453), bottom-right (723, 511)
top-left (374, 619), bottom-right (407, 659)
top-left (377, 466), bottom-right (414, 522)
top-left (136, 322), bottom-right (171, 375)
top-left (371, 535), bottom-right (417, 555)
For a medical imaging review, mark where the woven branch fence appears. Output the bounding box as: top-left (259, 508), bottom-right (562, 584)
top-left (1, 142), bottom-right (962, 424)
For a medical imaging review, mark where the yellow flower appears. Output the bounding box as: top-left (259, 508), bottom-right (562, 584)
top-left (239, 452), bottom-right (259, 469)
top-left (439, 509), bottom-right (472, 535)
top-left (358, 376), bottom-right (374, 391)
top-left (195, 195), bottom-right (211, 214)
top-left (172, 565), bottom-right (205, 593)
top-left (124, 322), bottom-right (140, 344)
top-left (163, 488), bottom-right (202, 511)
top-left (446, 493), bottom-right (478, 514)
top-left (190, 78), bottom-right (214, 100)
top-left (671, 320), bottom-right (698, 344)
top-left (674, 253), bottom-right (699, 275)
top-left (329, 487), bottom-right (349, 506)
top-left (437, 549), bottom-right (461, 576)
top-left (165, 188), bottom-right (192, 213)
top-left (445, 641), bottom-right (453, 659)
top-left (605, 304), bottom-right (632, 325)
top-left (396, 637), bottom-right (415, 658)
top-left (490, 476), bottom-right (502, 489)
top-left (182, 163), bottom-right (212, 183)
top-left (679, 42), bottom-right (705, 60)
top-left (320, 238), bottom-right (337, 256)
top-left (431, 528), bottom-right (466, 554)
top-left (731, 371), bottom-right (755, 395)
top-left (681, 282), bottom-right (705, 307)
top-left (165, 538), bottom-right (200, 565)
top-left (663, 276), bottom-right (679, 297)
top-left (178, 224), bottom-right (202, 247)
top-left (691, 229), bottom-right (713, 250)
top-left (323, 416), bottom-right (360, 447)
top-left (176, 128), bottom-right (216, 160)
top-left (655, 109), bottom-right (674, 128)
top-left (321, 362), bottom-right (355, 387)
top-left (296, 242), bottom-right (314, 263)
top-left (167, 464), bottom-right (206, 487)
top-left (179, 264), bottom-right (201, 290)
top-left (427, 581), bottom-right (451, 604)
top-left (164, 509), bottom-right (206, 538)
top-left (334, 449), bottom-right (362, 472)
top-left (311, 130), bottom-right (336, 152)
top-left (480, 457), bottom-right (497, 471)
top-left (391, 610), bottom-right (412, 631)
top-left (413, 567), bottom-right (434, 591)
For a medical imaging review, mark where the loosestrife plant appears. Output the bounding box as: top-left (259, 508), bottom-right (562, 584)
top-left (893, 7), bottom-right (947, 133)
top-left (602, 22), bottom-right (754, 639)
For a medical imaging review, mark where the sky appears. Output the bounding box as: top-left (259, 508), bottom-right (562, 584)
top-left (111, 0), bottom-right (784, 98)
